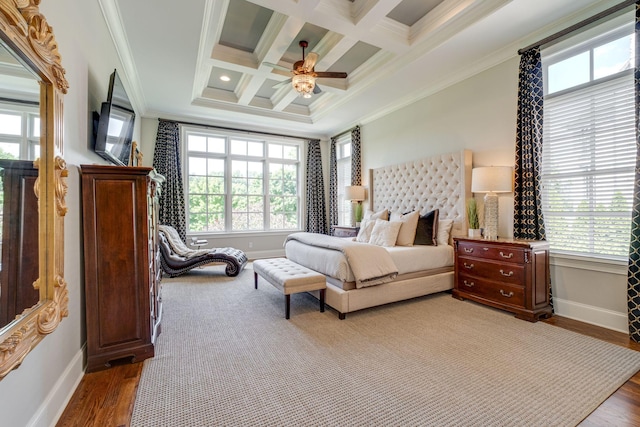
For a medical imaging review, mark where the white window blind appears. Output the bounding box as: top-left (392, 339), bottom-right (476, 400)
top-left (541, 72), bottom-right (635, 258)
top-left (336, 135), bottom-right (352, 226)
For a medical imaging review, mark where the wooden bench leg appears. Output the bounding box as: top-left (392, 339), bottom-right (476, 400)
top-left (254, 272), bottom-right (258, 289)
top-left (319, 288), bottom-right (325, 313)
top-left (339, 312), bottom-right (346, 320)
top-left (285, 294), bottom-right (291, 320)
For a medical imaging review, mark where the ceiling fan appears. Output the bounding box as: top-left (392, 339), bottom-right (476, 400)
top-left (263, 40), bottom-right (348, 98)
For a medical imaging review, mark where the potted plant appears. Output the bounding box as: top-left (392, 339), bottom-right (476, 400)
top-left (467, 198), bottom-right (482, 238)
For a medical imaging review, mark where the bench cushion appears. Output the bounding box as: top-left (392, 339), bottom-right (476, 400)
top-left (253, 258), bottom-right (325, 295)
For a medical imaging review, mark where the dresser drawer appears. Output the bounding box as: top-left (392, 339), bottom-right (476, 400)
top-left (457, 241), bottom-right (525, 264)
top-left (458, 256), bottom-right (525, 285)
top-left (457, 275), bottom-right (525, 308)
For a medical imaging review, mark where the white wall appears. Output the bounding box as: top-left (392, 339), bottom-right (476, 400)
top-left (361, 57), bottom-right (629, 333)
top-left (0, 0), bottom-right (139, 426)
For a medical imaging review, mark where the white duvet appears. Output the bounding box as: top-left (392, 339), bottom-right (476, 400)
top-left (284, 235), bottom-right (454, 283)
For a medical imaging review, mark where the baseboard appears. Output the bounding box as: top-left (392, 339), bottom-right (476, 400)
top-left (26, 346), bottom-right (85, 427)
top-left (553, 297), bottom-right (629, 334)
top-left (245, 249), bottom-right (285, 260)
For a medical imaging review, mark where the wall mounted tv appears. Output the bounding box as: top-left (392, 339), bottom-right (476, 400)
top-left (94, 69), bottom-right (135, 166)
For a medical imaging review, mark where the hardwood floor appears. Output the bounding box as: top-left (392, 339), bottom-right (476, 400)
top-left (56, 315), bottom-right (640, 427)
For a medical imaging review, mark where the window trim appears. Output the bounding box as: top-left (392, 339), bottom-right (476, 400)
top-left (182, 125), bottom-right (305, 235)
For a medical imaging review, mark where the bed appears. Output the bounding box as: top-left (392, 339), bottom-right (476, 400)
top-left (285, 149), bottom-right (472, 318)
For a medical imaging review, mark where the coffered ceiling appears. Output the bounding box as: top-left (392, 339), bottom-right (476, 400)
top-left (100, 0), bottom-right (616, 137)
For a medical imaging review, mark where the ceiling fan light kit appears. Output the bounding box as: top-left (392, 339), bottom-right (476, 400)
top-left (292, 74), bottom-right (315, 98)
top-left (264, 40), bottom-right (348, 98)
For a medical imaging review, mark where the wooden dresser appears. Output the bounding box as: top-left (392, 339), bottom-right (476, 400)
top-left (0, 160), bottom-right (39, 327)
top-left (453, 237), bottom-right (552, 322)
top-left (81, 165), bottom-right (164, 372)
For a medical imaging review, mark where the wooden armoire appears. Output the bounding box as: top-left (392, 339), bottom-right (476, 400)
top-left (81, 165), bottom-right (164, 372)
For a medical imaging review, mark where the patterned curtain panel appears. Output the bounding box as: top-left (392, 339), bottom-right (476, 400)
top-left (152, 120), bottom-right (186, 241)
top-left (305, 140), bottom-right (328, 234)
top-left (628, 2), bottom-right (640, 342)
top-left (513, 47), bottom-right (546, 241)
top-left (329, 137), bottom-right (338, 234)
top-left (351, 126), bottom-right (362, 185)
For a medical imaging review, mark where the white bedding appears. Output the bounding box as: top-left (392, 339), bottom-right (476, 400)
top-left (284, 238), bottom-right (454, 283)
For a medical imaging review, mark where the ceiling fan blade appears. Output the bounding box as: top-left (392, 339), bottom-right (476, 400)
top-left (314, 71), bottom-right (348, 79)
top-left (272, 78), bottom-right (292, 89)
top-left (302, 52), bottom-right (318, 72)
top-left (313, 84), bottom-right (322, 94)
top-left (263, 62), bottom-right (291, 72)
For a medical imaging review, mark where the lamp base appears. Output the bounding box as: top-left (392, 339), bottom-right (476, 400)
top-left (483, 192), bottom-right (498, 240)
top-left (353, 202), bottom-right (363, 227)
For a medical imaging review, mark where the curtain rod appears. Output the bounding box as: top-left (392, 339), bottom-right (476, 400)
top-left (517, 0), bottom-right (635, 54)
top-left (159, 118), bottom-right (315, 142)
top-left (332, 124), bottom-right (359, 140)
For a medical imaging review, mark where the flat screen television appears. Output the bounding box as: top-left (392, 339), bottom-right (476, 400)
top-left (94, 69), bottom-right (135, 166)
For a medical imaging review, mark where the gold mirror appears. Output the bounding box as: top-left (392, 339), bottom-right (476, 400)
top-left (0, 0), bottom-right (68, 379)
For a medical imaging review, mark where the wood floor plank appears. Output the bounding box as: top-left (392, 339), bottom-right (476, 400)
top-left (56, 315), bottom-right (640, 426)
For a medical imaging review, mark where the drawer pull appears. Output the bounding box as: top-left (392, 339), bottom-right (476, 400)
top-left (464, 248), bottom-right (474, 253)
top-left (500, 290), bottom-right (514, 298)
top-left (499, 251), bottom-right (514, 259)
top-left (499, 269), bottom-right (514, 277)
top-left (463, 280), bottom-right (475, 287)
top-left (463, 263), bottom-right (474, 269)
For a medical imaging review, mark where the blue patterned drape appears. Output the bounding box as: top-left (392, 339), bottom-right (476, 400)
top-left (329, 137), bottom-right (338, 234)
top-left (514, 47), bottom-right (551, 309)
top-left (628, 2), bottom-right (640, 342)
top-left (305, 140), bottom-right (328, 234)
top-left (351, 126), bottom-right (361, 185)
top-left (152, 120), bottom-right (186, 241)
top-left (513, 47), bottom-right (545, 241)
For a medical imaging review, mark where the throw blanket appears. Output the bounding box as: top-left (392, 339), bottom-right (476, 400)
top-left (285, 232), bottom-right (398, 288)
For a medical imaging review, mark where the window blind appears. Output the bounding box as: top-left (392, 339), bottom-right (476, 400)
top-left (541, 72), bottom-right (635, 258)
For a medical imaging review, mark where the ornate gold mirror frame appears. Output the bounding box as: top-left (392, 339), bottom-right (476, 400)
top-left (0, 0), bottom-right (68, 379)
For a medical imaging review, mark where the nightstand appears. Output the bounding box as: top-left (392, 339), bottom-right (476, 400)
top-left (332, 225), bottom-right (360, 238)
top-left (452, 237), bottom-right (552, 322)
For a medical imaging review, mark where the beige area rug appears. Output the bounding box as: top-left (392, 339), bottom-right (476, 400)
top-left (131, 265), bottom-right (640, 426)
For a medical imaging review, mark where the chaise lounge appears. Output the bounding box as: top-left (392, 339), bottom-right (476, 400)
top-left (158, 225), bottom-right (248, 277)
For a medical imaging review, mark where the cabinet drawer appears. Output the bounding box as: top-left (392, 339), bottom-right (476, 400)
top-left (458, 256), bottom-right (525, 285)
top-left (457, 275), bottom-right (525, 308)
top-left (457, 241), bottom-right (525, 263)
top-left (333, 227), bottom-right (359, 238)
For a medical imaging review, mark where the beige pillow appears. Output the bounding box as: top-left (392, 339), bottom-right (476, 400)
top-left (369, 219), bottom-right (402, 247)
top-left (389, 210), bottom-right (420, 246)
top-left (437, 219), bottom-right (454, 246)
top-left (363, 208), bottom-right (389, 221)
top-left (355, 218), bottom-right (376, 243)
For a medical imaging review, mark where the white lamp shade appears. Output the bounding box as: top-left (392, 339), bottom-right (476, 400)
top-left (345, 185), bottom-right (365, 201)
top-left (471, 166), bottom-right (513, 193)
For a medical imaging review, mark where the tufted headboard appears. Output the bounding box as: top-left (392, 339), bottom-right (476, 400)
top-left (368, 150), bottom-right (472, 240)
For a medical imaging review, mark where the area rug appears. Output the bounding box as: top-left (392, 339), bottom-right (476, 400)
top-left (131, 265), bottom-right (640, 426)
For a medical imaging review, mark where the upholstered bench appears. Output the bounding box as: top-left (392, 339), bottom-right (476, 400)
top-left (253, 258), bottom-right (326, 319)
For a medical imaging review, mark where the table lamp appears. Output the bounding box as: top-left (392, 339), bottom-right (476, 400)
top-left (345, 185), bottom-right (365, 226)
top-left (471, 166), bottom-right (513, 240)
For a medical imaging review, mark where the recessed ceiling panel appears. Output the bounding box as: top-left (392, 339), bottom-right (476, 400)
top-left (327, 41), bottom-right (380, 75)
top-left (254, 79), bottom-right (281, 99)
top-left (290, 93), bottom-right (316, 106)
top-left (207, 67), bottom-right (242, 92)
top-left (219, 0), bottom-right (273, 53)
top-left (280, 24), bottom-right (329, 64)
top-left (387, 0), bottom-right (445, 27)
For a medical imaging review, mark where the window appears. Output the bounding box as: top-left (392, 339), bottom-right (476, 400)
top-left (335, 134), bottom-right (352, 226)
top-left (541, 18), bottom-right (635, 259)
top-left (184, 127), bottom-right (301, 233)
top-left (0, 104), bottom-right (40, 160)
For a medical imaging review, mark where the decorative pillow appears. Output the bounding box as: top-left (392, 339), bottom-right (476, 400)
top-left (389, 210), bottom-right (420, 246)
top-left (437, 219), bottom-right (454, 246)
top-left (355, 218), bottom-right (376, 243)
top-left (414, 209), bottom-right (440, 246)
top-left (368, 219), bottom-right (402, 247)
top-left (363, 208), bottom-right (389, 221)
